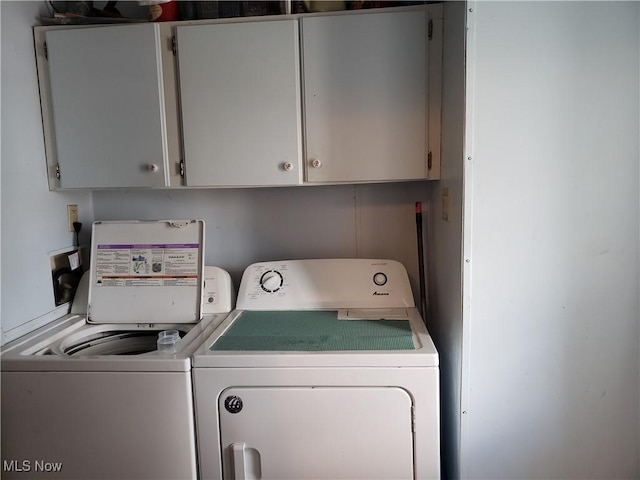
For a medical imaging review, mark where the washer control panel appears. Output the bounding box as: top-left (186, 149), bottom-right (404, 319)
top-left (201, 266), bottom-right (235, 314)
top-left (237, 259), bottom-right (415, 310)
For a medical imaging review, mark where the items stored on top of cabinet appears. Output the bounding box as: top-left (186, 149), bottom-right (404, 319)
top-left (34, 5), bottom-right (442, 190)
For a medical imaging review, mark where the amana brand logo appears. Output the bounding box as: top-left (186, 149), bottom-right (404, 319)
top-left (373, 291), bottom-right (390, 296)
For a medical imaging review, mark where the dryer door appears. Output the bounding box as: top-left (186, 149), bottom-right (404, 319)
top-left (219, 386), bottom-right (415, 480)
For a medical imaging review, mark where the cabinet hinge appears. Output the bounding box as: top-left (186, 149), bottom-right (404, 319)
top-left (428, 19), bottom-right (433, 40)
top-left (55, 163), bottom-right (61, 180)
top-left (427, 151), bottom-right (433, 170)
top-left (43, 41), bottom-right (48, 60)
top-left (179, 160), bottom-right (185, 178)
top-left (171, 35), bottom-right (177, 56)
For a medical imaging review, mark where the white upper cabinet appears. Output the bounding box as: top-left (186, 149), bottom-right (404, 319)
top-left (176, 20), bottom-right (303, 187)
top-left (301, 7), bottom-right (442, 183)
top-left (38, 24), bottom-right (171, 189)
top-left (34, 6), bottom-right (442, 189)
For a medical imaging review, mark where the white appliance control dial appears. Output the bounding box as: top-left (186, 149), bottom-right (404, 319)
top-left (260, 270), bottom-right (284, 293)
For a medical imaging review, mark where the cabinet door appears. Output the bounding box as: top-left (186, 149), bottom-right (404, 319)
top-left (177, 20), bottom-right (302, 187)
top-left (43, 24), bottom-right (169, 188)
top-left (219, 387), bottom-right (414, 480)
top-left (302, 10), bottom-right (428, 183)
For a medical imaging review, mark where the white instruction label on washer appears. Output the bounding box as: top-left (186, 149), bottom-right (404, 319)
top-left (95, 243), bottom-right (199, 287)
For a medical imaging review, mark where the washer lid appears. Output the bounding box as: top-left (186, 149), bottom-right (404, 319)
top-left (88, 220), bottom-right (204, 324)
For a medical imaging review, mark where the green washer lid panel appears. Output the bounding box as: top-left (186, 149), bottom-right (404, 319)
top-left (210, 310), bottom-right (415, 351)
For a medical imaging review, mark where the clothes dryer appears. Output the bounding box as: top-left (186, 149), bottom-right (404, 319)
top-left (192, 258), bottom-right (440, 480)
top-left (1, 220), bottom-right (234, 480)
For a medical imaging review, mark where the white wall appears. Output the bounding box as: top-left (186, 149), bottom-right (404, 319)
top-left (1, 1), bottom-right (94, 344)
top-left (92, 182), bottom-right (431, 301)
top-left (462, 2), bottom-right (639, 478)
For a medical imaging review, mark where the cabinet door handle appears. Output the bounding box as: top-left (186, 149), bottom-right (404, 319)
top-left (147, 163), bottom-right (159, 173)
top-left (282, 162), bottom-right (293, 171)
top-left (310, 158), bottom-right (322, 169)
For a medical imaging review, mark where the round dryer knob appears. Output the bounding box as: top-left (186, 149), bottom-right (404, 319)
top-left (260, 270), bottom-right (283, 293)
top-left (373, 272), bottom-right (388, 286)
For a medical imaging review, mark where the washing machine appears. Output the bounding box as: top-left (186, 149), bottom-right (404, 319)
top-left (192, 258), bottom-right (440, 480)
top-left (1, 220), bottom-right (234, 480)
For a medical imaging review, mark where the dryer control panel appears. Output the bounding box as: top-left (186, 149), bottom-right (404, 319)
top-left (237, 259), bottom-right (415, 310)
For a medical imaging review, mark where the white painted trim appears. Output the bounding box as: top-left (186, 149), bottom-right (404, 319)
top-left (153, 23), bottom-right (171, 187)
top-left (459, 2), bottom-right (476, 478)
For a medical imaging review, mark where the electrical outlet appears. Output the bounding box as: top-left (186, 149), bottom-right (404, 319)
top-left (67, 204), bottom-right (78, 232)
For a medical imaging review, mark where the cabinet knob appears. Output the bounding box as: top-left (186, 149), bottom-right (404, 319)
top-left (282, 162), bottom-right (293, 171)
top-left (311, 159), bottom-right (322, 169)
top-left (147, 163), bottom-right (159, 173)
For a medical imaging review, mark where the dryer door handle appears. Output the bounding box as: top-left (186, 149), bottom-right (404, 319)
top-left (231, 442), bottom-right (247, 480)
